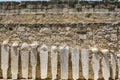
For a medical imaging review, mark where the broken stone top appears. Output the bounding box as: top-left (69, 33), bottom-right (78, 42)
top-left (31, 42), bottom-right (39, 48)
top-left (21, 43), bottom-right (29, 49)
top-left (12, 42), bottom-right (19, 47)
top-left (101, 49), bottom-right (109, 54)
top-left (117, 54), bottom-right (120, 57)
top-left (51, 46), bottom-right (57, 53)
top-left (2, 40), bottom-right (9, 46)
top-left (59, 46), bottom-right (69, 50)
top-left (40, 45), bottom-right (48, 51)
top-left (91, 48), bottom-right (98, 53)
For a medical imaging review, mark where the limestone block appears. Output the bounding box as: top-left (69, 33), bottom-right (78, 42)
top-left (21, 43), bottom-right (29, 79)
top-left (59, 46), bottom-right (69, 79)
top-left (51, 46), bottom-right (58, 80)
top-left (30, 42), bottom-right (39, 79)
top-left (1, 40), bottom-right (9, 79)
top-left (110, 51), bottom-right (117, 79)
top-left (101, 49), bottom-right (110, 80)
top-left (117, 54), bottom-right (120, 79)
top-left (91, 48), bottom-right (100, 80)
top-left (118, 58), bottom-right (120, 79)
top-left (71, 48), bottom-right (79, 80)
top-left (39, 44), bottom-right (48, 79)
top-left (11, 42), bottom-right (19, 79)
top-left (81, 49), bottom-right (89, 80)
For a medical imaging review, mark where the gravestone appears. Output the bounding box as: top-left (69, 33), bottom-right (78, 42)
top-left (39, 44), bottom-right (48, 79)
top-left (59, 46), bottom-right (69, 79)
top-left (1, 40), bottom-right (9, 79)
top-left (110, 51), bottom-right (117, 79)
top-left (81, 49), bottom-right (89, 80)
top-left (101, 49), bottom-right (110, 80)
top-left (51, 46), bottom-right (58, 80)
top-left (71, 48), bottom-right (80, 80)
top-left (91, 48), bottom-right (100, 80)
top-left (117, 54), bottom-right (120, 79)
top-left (21, 43), bottom-right (29, 79)
top-left (30, 42), bottom-right (39, 79)
top-left (11, 42), bottom-right (19, 79)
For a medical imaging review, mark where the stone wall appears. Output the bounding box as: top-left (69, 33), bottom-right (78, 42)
top-left (0, 13), bottom-right (120, 24)
top-left (0, 12), bottom-right (119, 50)
top-left (0, 1), bottom-right (120, 14)
top-left (0, 1), bottom-right (120, 79)
top-left (0, 23), bottom-right (119, 50)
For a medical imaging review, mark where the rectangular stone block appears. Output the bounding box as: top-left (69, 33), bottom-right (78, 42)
top-left (81, 49), bottom-right (89, 80)
top-left (71, 48), bottom-right (79, 80)
top-left (59, 46), bottom-right (69, 79)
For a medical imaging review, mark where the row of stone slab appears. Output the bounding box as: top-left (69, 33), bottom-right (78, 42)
top-left (1, 40), bottom-right (120, 79)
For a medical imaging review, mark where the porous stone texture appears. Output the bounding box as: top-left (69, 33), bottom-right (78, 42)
top-left (0, 1), bottom-right (120, 79)
top-left (0, 1), bottom-right (120, 14)
top-left (1, 13), bottom-right (120, 24)
top-left (0, 22), bottom-right (119, 50)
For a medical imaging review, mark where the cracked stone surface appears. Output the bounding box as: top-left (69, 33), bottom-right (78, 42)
top-left (0, 2), bottom-right (119, 79)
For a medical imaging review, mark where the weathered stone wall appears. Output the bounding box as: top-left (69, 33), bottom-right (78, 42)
top-left (0, 13), bottom-right (120, 24)
top-left (0, 23), bottom-right (119, 50)
top-left (0, 1), bottom-right (120, 14)
top-left (0, 12), bottom-right (120, 50)
top-left (0, 1), bottom-right (120, 79)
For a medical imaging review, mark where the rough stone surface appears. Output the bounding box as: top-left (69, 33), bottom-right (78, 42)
top-left (0, 1), bottom-right (120, 80)
top-left (0, 23), bottom-right (119, 50)
top-left (0, 13), bottom-right (120, 24)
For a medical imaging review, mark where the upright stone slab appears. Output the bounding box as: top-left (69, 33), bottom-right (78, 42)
top-left (110, 50), bottom-right (117, 79)
top-left (39, 44), bottom-right (48, 79)
top-left (117, 54), bottom-right (120, 79)
top-left (118, 58), bottom-right (120, 79)
top-left (51, 46), bottom-right (58, 80)
top-left (11, 42), bottom-right (19, 79)
top-left (30, 42), bottom-right (39, 79)
top-left (59, 46), bottom-right (69, 79)
top-left (91, 48), bottom-right (100, 80)
top-left (1, 40), bottom-right (9, 79)
top-left (71, 48), bottom-right (79, 80)
top-left (21, 43), bottom-right (29, 79)
top-left (101, 49), bottom-right (110, 80)
top-left (81, 49), bottom-right (89, 80)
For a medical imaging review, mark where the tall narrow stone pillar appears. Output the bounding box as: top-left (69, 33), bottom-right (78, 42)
top-left (30, 42), bottom-right (39, 79)
top-left (91, 48), bottom-right (100, 80)
top-left (101, 49), bottom-right (110, 80)
top-left (21, 43), bottom-right (29, 79)
top-left (1, 40), bottom-right (9, 79)
top-left (51, 46), bottom-right (58, 80)
top-left (11, 42), bottom-right (19, 79)
top-left (81, 49), bottom-right (89, 80)
top-left (110, 50), bottom-right (117, 80)
top-left (117, 54), bottom-right (120, 79)
top-left (59, 46), bottom-right (69, 79)
top-left (71, 48), bottom-right (79, 80)
top-left (39, 44), bottom-right (48, 79)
